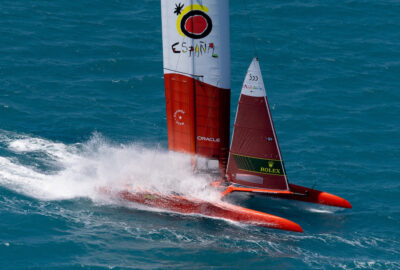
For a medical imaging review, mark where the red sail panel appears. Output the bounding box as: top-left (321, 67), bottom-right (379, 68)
top-left (165, 73), bottom-right (230, 173)
top-left (227, 58), bottom-right (289, 190)
top-left (196, 80), bottom-right (230, 173)
top-left (165, 74), bottom-right (196, 153)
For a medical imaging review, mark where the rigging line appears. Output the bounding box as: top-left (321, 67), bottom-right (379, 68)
top-left (148, 98), bottom-right (167, 167)
top-left (191, 0), bottom-right (197, 163)
top-left (163, 68), bottom-right (204, 78)
top-left (243, 0), bottom-right (259, 58)
top-left (311, 180), bottom-right (318, 191)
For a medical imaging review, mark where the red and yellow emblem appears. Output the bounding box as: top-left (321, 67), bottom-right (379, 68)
top-left (174, 3), bottom-right (213, 39)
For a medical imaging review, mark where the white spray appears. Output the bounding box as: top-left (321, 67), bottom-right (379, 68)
top-left (0, 132), bottom-right (222, 204)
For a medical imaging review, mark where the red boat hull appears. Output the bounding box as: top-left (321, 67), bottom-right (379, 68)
top-left (119, 190), bottom-right (303, 233)
top-left (286, 184), bottom-right (352, 209)
top-left (220, 183), bottom-right (352, 209)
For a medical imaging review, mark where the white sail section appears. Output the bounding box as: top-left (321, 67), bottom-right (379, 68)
top-left (161, 0), bottom-right (230, 89)
top-left (241, 58), bottom-right (266, 97)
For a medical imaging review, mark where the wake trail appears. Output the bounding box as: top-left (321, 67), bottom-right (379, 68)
top-left (0, 132), bottom-right (221, 205)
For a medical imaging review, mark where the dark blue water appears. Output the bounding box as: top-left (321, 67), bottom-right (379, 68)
top-left (1, 0), bottom-right (399, 269)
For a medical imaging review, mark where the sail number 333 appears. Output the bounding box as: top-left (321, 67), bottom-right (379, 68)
top-left (248, 74), bottom-right (259, 81)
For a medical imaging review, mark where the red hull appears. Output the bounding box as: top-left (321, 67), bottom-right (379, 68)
top-left (119, 190), bottom-right (302, 233)
top-left (221, 183), bottom-right (352, 209)
top-left (286, 184), bottom-right (352, 209)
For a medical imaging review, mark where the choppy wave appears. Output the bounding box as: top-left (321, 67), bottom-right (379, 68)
top-left (0, 131), bottom-right (399, 269)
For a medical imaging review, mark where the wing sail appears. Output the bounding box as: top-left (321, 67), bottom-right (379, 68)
top-left (161, 0), bottom-right (230, 174)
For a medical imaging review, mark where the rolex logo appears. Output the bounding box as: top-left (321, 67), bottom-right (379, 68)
top-left (268, 161), bottom-right (274, 168)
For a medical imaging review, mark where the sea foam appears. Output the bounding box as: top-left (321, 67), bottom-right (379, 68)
top-left (0, 133), bottom-right (221, 203)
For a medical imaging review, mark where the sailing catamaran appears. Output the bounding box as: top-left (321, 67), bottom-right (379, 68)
top-left (119, 0), bottom-right (350, 232)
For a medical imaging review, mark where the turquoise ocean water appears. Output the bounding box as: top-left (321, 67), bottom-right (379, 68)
top-left (1, 0), bottom-right (399, 269)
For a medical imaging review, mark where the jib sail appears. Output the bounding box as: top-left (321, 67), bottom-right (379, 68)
top-left (226, 58), bottom-right (289, 190)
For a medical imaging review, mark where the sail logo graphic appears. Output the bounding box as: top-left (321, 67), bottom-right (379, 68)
top-left (259, 161), bottom-right (282, 175)
top-left (243, 84), bottom-right (261, 91)
top-left (248, 74), bottom-right (259, 81)
top-left (174, 109), bottom-right (185, 126)
top-left (197, 136), bottom-right (220, 143)
top-left (232, 154), bottom-right (285, 176)
top-left (174, 3), bottom-right (213, 39)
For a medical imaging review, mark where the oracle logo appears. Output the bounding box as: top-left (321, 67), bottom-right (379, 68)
top-left (197, 136), bottom-right (220, 143)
